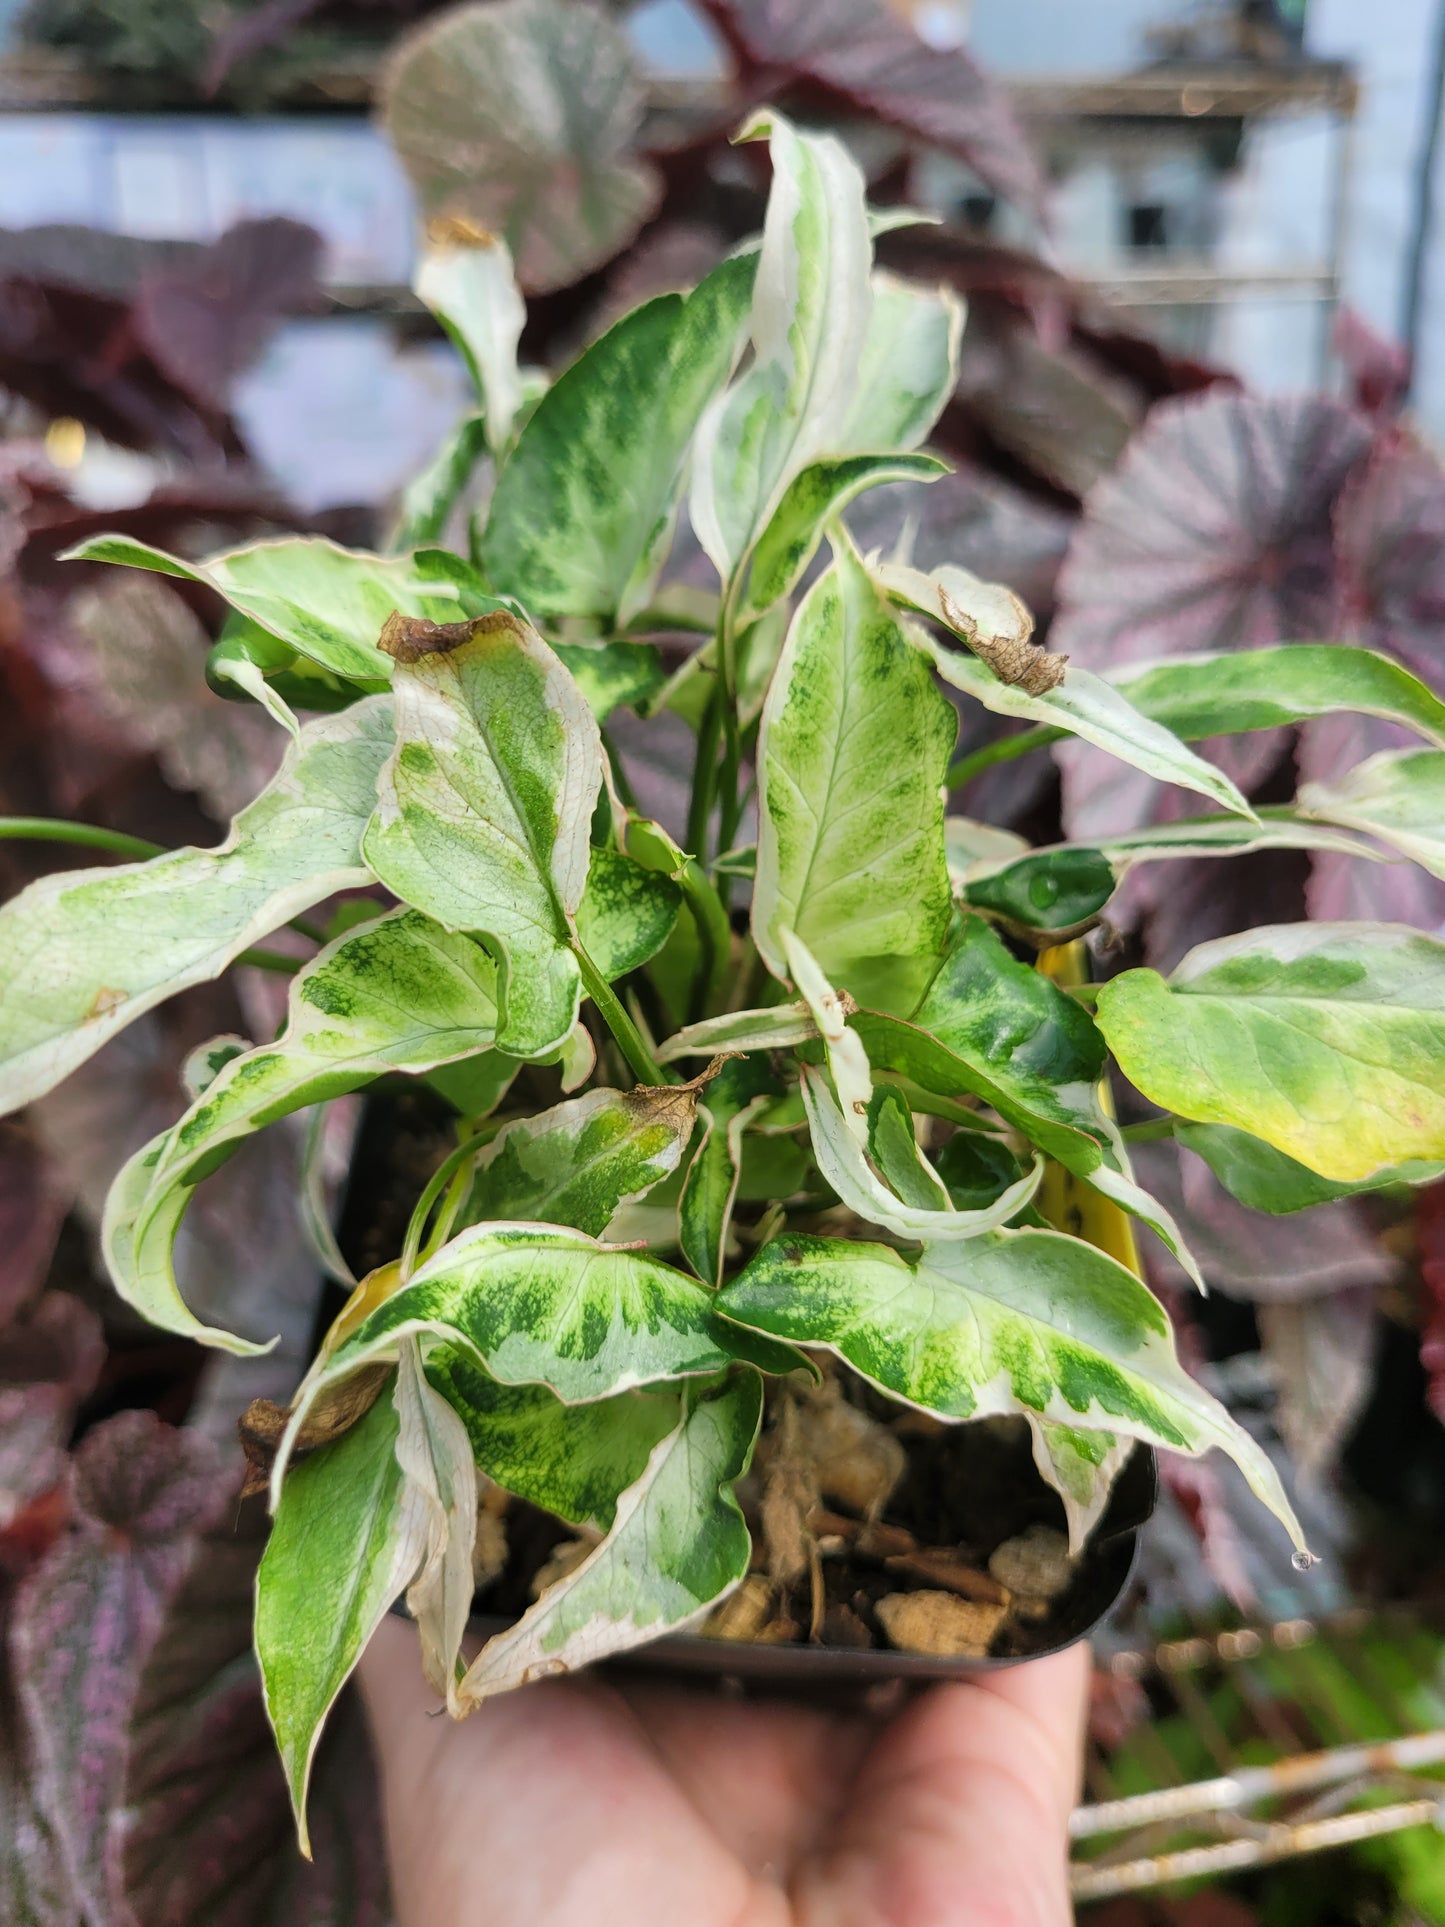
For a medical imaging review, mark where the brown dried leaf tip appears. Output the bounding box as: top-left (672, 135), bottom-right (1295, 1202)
top-left (237, 1362), bottom-right (393, 1498)
top-left (938, 585), bottom-right (1067, 696)
top-left (427, 213), bottom-right (501, 252)
top-left (378, 607), bottom-right (527, 665)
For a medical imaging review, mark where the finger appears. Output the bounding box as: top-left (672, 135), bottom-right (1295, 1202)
top-left (359, 1617), bottom-right (777, 1927)
top-left (797, 1641), bottom-right (1090, 1927)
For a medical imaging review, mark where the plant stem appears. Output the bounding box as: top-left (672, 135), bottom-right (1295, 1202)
top-left (574, 941), bottom-right (668, 1085)
top-left (1066, 982), bottom-right (1103, 1005)
top-left (685, 685), bottom-right (723, 863)
top-left (0, 816), bottom-right (163, 861)
top-left (401, 1121), bottom-right (505, 1279)
top-left (679, 857), bottom-right (729, 1025)
top-left (946, 725), bottom-right (1063, 792)
top-left (1119, 1115), bottom-right (1177, 1144)
top-left (236, 947), bottom-right (304, 975)
top-left (601, 729), bottom-right (638, 812)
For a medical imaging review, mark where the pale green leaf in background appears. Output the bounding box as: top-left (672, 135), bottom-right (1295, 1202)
top-left (552, 640), bottom-right (665, 724)
top-left (394, 1338), bottom-right (478, 1712)
top-left (415, 223), bottom-right (526, 453)
top-left (427, 1350), bottom-right (681, 1530)
top-left (839, 273), bottom-right (964, 453)
top-left (753, 544), bottom-right (956, 1013)
top-left (1097, 923), bottom-right (1445, 1181)
top-left (257, 1382), bottom-right (425, 1854)
top-left (465, 1082), bottom-right (700, 1237)
top-left (0, 699), bottom-right (392, 1118)
top-left (874, 558), bottom-right (1255, 819)
top-left (719, 1231), bottom-right (1306, 1550)
top-left (691, 113), bottom-right (873, 577)
top-left (485, 254), bottom-right (755, 623)
top-left (1299, 747), bottom-right (1445, 878)
top-left (362, 610), bottom-right (601, 1057)
top-left (392, 412), bottom-right (490, 551)
top-left (1175, 1119), bottom-right (1444, 1214)
top-left (1112, 644), bottom-right (1445, 749)
top-left (455, 1374), bottom-right (761, 1704)
top-left (64, 535), bottom-right (489, 686)
top-left (102, 909), bottom-right (501, 1352)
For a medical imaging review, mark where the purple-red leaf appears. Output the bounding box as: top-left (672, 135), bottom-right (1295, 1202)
top-left (10, 1412), bottom-right (229, 1926)
top-left (1052, 390), bottom-right (1370, 674)
top-left (697, 0), bottom-right (1045, 214)
top-left (119, 1505), bottom-right (390, 1927)
top-left (1334, 427), bottom-right (1445, 682)
top-left (0, 1120), bottom-right (64, 1329)
top-left (132, 219), bottom-right (322, 414)
top-left (1332, 305), bottom-right (1411, 420)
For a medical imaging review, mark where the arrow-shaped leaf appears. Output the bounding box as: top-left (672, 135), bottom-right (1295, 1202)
top-left (1299, 747), bottom-right (1445, 879)
top-left (362, 609), bottom-right (602, 1057)
top-left (0, 698), bottom-right (393, 1118)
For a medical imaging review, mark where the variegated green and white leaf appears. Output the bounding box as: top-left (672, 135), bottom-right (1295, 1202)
top-left (1097, 923), bottom-right (1445, 1182)
top-left (0, 698), bottom-right (392, 1118)
top-left (102, 908), bottom-right (500, 1352)
top-left (855, 917), bottom-right (1199, 1281)
top-left (394, 1338), bottom-right (478, 1712)
top-left (295, 1222), bottom-right (802, 1415)
top-left (392, 412), bottom-right (489, 550)
top-left (455, 1373), bottom-right (761, 1704)
top-left (1027, 1418), bottom-right (1132, 1557)
top-left (867, 1083), bottom-right (951, 1209)
top-left (552, 640), bottom-right (665, 724)
top-left (691, 113), bottom-right (872, 577)
top-left (485, 254), bottom-right (755, 623)
top-left (1111, 644), bottom-right (1445, 749)
top-left (802, 1065), bottom-right (1043, 1241)
top-left (783, 930), bottom-right (873, 1147)
top-left (719, 1231), bottom-right (1305, 1550)
top-left (415, 224), bottom-right (525, 454)
top-left (679, 1057), bottom-right (779, 1285)
top-left (362, 609), bottom-right (601, 1057)
top-left (741, 452), bottom-right (946, 619)
top-left (1299, 748), bottom-right (1445, 879)
top-left (873, 558), bottom-right (1254, 819)
top-left (574, 846), bottom-right (681, 980)
top-left (754, 544), bottom-right (956, 1013)
top-left (427, 1350), bottom-right (681, 1530)
top-left (465, 1083), bottom-right (700, 1238)
top-left (65, 535), bottom-right (489, 685)
top-left (657, 1003), bottom-right (818, 1062)
top-left (1175, 1119), bottom-right (1444, 1215)
top-left (839, 273), bottom-right (963, 453)
top-left (257, 1378), bottom-right (426, 1853)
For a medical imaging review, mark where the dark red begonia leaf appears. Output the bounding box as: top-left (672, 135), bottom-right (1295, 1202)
top-left (1333, 426), bottom-right (1445, 683)
top-left (698, 0), bottom-right (1046, 215)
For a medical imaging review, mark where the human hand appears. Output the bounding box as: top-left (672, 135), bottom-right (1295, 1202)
top-left (359, 1615), bottom-right (1087, 1926)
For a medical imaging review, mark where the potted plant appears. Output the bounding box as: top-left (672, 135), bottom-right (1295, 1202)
top-left (4, 112), bottom-right (1442, 1852)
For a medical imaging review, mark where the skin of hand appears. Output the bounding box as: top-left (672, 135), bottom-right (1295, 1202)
top-left (359, 1615), bottom-right (1088, 1927)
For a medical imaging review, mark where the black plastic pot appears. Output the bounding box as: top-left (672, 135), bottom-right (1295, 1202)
top-left (465, 1444), bottom-right (1156, 1692)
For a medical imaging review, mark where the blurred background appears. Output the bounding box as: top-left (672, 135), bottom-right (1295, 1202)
top-left (2, 2), bottom-right (1445, 1922)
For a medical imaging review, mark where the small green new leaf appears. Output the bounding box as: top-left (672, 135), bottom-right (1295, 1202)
top-left (362, 609), bottom-right (602, 1057)
top-left (485, 254), bottom-right (755, 623)
top-left (679, 1057), bottom-right (779, 1284)
top-left (103, 908), bottom-right (500, 1353)
top-left (691, 113), bottom-right (873, 576)
top-left (754, 542), bottom-right (956, 1014)
top-left (719, 1231), bottom-right (1305, 1551)
top-left (742, 452), bottom-right (946, 619)
top-left (415, 221), bottom-right (526, 453)
top-left (1027, 1418), bottom-right (1132, 1556)
top-left (802, 1065), bottom-right (1044, 1241)
top-left (1112, 645), bottom-right (1445, 749)
top-left (1097, 923), bottom-right (1445, 1181)
top-left (552, 641), bottom-right (666, 724)
top-left (307, 1222), bottom-right (802, 1407)
top-left (840, 273), bottom-right (964, 453)
top-left (393, 413), bottom-right (490, 550)
top-left (64, 535), bottom-right (490, 685)
top-left (574, 847), bottom-right (681, 980)
top-left (394, 1338), bottom-right (478, 1712)
top-left (1176, 1120), bottom-right (1443, 1214)
top-left (874, 558), bottom-right (1254, 819)
top-left (455, 1373), bottom-right (761, 1704)
top-left (427, 1350), bottom-right (681, 1530)
top-left (0, 699), bottom-right (393, 1118)
top-left (257, 1381), bottom-right (425, 1855)
top-left (466, 1083), bottom-right (700, 1237)
top-left (1299, 748), bottom-right (1445, 879)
